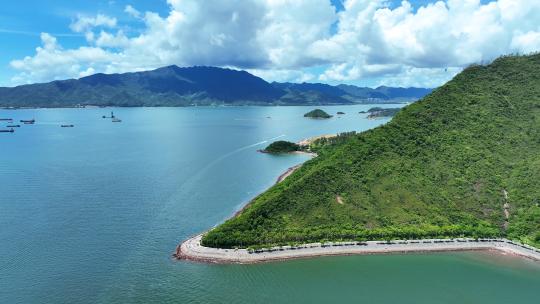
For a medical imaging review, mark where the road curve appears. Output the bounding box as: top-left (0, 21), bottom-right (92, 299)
top-left (175, 235), bottom-right (540, 264)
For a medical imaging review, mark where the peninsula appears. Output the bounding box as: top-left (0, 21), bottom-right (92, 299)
top-left (178, 54), bottom-right (540, 263)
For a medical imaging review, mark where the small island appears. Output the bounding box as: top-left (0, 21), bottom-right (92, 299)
top-left (366, 107), bottom-right (401, 118)
top-left (304, 109), bottom-right (332, 119)
top-left (260, 140), bottom-right (301, 153)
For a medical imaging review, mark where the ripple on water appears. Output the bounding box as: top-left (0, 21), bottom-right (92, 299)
top-left (1, 106), bottom-right (539, 304)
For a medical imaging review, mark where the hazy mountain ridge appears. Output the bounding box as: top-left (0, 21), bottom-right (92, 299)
top-left (0, 66), bottom-right (431, 107)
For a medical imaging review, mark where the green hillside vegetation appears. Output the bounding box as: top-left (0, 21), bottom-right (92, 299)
top-left (304, 109), bottom-right (333, 119)
top-left (262, 141), bottom-right (301, 153)
top-left (202, 54), bottom-right (540, 249)
top-left (308, 132), bottom-right (357, 154)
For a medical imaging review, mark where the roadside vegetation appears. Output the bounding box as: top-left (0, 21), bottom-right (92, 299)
top-left (203, 54), bottom-right (540, 249)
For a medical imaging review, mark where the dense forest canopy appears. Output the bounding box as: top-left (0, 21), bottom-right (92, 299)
top-left (202, 54), bottom-right (540, 249)
top-left (262, 141), bottom-right (301, 153)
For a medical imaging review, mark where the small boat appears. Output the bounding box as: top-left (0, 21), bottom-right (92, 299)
top-left (20, 119), bottom-right (35, 124)
top-left (112, 118), bottom-right (122, 123)
top-left (0, 118), bottom-right (13, 121)
top-left (6, 125), bottom-right (20, 128)
top-left (61, 124), bottom-right (74, 128)
top-left (0, 128), bottom-right (14, 133)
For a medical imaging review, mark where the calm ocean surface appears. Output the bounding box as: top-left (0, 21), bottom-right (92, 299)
top-left (1, 105), bottom-right (539, 304)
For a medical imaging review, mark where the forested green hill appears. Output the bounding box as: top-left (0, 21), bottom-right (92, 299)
top-left (202, 54), bottom-right (540, 249)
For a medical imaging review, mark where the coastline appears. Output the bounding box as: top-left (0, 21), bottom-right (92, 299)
top-left (175, 235), bottom-right (540, 264)
top-left (233, 156), bottom-right (311, 218)
top-left (276, 164), bottom-right (302, 183)
top-left (297, 134), bottom-right (336, 146)
top-left (175, 157), bottom-right (540, 264)
top-left (260, 135), bottom-right (321, 184)
top-left (2, 102), bottom-right (397, 110)
top-left (175, 134), bottom-right (540, 265)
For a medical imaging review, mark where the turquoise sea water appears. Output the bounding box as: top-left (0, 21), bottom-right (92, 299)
top-left (1, 106), bottom-right (539, 304)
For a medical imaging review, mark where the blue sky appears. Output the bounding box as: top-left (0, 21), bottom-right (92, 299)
top-left (1, 0), bottom-right (538, 88)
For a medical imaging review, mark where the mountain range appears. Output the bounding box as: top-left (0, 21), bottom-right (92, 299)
top-left (0, 66), bottom-right (432, 108)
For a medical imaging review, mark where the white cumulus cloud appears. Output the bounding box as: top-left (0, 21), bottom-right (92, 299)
top-left (69, 14), bottom-right (117, 33)
top-left (7, 0), bottom-right (540, 87)
top-left (124, 5), bottom-right (142, 19)
top-left (311, 0), bottom-right (540, 84)
top-left (9, 33), bottom-right (118, 84)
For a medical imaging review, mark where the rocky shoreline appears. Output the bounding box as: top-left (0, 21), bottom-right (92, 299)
top-left (175, 235), bottom-right (540, 264)
top-left (276, 165), bottom-right (302, 183)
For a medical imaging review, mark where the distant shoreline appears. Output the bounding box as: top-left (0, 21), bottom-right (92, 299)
top-left (175, 235), bottom-right (540, 264)
top-left (0, 102), bottom-right (410, 110)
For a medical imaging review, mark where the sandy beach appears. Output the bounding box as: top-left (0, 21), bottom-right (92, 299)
top-left (175, 235), bottom-right (540, 264)
top-left (297, 134), bottom-right (336, 146)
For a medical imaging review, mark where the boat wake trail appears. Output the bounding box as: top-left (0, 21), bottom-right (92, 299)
top-left (207, 134), bottom-right (286, 167)
top-left (180, 134), bottom-right (287, 193)
top-left (240, 134), bottom-right (286, 150)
